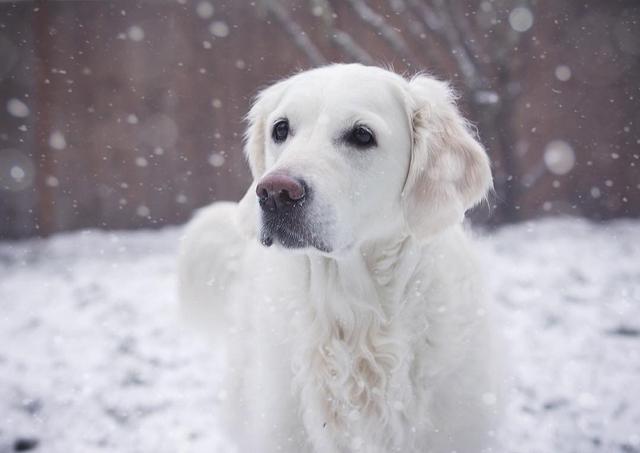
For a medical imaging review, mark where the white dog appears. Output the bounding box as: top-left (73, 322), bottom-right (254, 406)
top-left (178, 64), bottom-right (501, 453)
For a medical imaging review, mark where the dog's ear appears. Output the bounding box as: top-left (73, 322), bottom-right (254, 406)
top-left (401, 75), bottom-right (492, 240)
top-left (244, 80), bottom-right (289, 179)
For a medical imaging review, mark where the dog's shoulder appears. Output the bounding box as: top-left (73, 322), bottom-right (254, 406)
top-left (179, 201), bottom-right (247, 277)
top-left (417, 225), bottom-right (481, 277)
top-left (178, 201), bottom-right (248, 333)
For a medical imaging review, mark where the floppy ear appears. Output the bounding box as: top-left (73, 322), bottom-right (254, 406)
top-left (244, 79), bottom-right (289, 179)
top-left (402, 75), bottom-right (493, 240)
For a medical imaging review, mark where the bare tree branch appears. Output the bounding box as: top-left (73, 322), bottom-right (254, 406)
top-left (343, 0), bottom-right (415, 62)
top-left (331, 30), bottom-right (376, 64)
top-left (309, 0), bottom-right (376, 64)
top-left (408, 0), bottom-right (486, 91)
top-left (441, 1), bottom-right (483, 70)
top-left (406, 0), bottom-right (442, 33)
top-left (385, 0), bottom-right (445, 69)
top-left (261, 0), bottom-right (328, 67)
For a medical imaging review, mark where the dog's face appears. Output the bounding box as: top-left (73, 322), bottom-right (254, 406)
top-left (241, 64), bottom-right (492, 255)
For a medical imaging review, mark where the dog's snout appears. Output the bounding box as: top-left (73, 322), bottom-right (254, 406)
top-left (256, 173), bottom-right (306, 212)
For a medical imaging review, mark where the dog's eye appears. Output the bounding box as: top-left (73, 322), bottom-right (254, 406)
top-left (272, 119), bottom-right (289, 143)
top-left (347, 125), bottom-right (376, 149)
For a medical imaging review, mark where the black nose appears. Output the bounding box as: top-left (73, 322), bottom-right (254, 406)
top-left (256, 173), bottom-right (306, 212)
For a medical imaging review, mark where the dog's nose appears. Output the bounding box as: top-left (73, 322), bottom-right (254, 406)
top-left (256, 173), bottom-right (306, 212)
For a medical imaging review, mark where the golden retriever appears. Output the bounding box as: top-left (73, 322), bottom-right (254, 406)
top-left (179, 63), bottom-right (500, 453)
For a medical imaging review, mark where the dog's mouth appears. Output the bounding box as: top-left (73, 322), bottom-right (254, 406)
top-left (260, 221), bottom-right (331, 253)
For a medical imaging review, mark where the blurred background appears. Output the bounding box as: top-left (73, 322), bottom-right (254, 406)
top-left (1, 3), bottom-right (640, 452)
top-left (0, 0), bottom-right (639, 239)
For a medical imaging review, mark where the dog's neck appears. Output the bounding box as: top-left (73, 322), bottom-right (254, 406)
top-left (307, 229), bottom-right (422, 309)
top-left (292, 229), bottom-right (424, 440)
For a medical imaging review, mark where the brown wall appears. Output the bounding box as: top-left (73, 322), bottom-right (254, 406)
top-left (0, 0), bottom-right (639, 238)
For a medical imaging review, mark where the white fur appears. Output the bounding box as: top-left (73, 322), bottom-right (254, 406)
top-left (178, 64), bottom-right (501, 453)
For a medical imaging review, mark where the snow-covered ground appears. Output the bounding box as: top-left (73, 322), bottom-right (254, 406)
top-left (0, 217), bottom-right (638, 453)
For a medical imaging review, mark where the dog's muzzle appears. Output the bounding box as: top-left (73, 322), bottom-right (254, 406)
top-left (256, 172), bottom-right (330, 252)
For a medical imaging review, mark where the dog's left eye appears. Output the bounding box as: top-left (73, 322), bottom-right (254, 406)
top-left (347, 125), bottom-right (376, 149)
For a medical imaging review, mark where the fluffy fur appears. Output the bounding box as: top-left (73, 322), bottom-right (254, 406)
top-left (178, 64), bottom-right (501, 453)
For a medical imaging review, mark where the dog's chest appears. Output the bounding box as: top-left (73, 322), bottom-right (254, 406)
top-left (284, 276), bottom-right (427, 451)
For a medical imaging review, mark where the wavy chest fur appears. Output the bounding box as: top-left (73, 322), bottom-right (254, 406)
top-left (289, 237), bottom-right (430, 452)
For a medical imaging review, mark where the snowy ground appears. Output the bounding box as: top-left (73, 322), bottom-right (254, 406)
top-left (0, 217), bottom-right (638, 453)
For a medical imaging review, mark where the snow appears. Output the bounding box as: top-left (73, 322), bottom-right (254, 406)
top-left (555, 65), bottom-right (572, 82)
top-left (474, 90), bottom-right (500, 105)
top-left (480, 219), bottom-right (640, 452)
top-left (196, 2), bottom-right (214, 20)
top-left (1, 218), bottom-right (639, 452)
top-left (544, 140), bottom-right (576, 175)
top-left (8, 167), bottom-right (25, 182)
top-left (136, 205), bottom-right (151, 218)
top-left (508, 7), bottom-right (534, 33)
top-left (48, 131), bottom-right (67, 151)
top-left (0, 150), bottom-right (35, 192)
top-left (135, 157), bottom-right (148, 168)
top-left (208, 153), bottom-right (225, 167)
top-left (45, 176), bottom-right (59, 188)
top-left (6, 99), bottom-right (29, 118)
top-left (127, 26), bottom-right (145, 42)
top-left (209, 21), bottom-right (229, 38)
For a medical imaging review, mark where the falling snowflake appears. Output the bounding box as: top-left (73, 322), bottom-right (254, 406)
top-left (10, 166), bottom-right (25, 181)
top-left (6, 98), bottom-right (29, 118)
top-left (208, 152), bottom-right (225, 167)
top-left (555, 65), bottom-right (572, 82)
top-left (544, 140), bottom-right (575, 175)
top-left (474, 90), bottom-right (500, 105)
top-left (127, 25), bottom-right (145, 42)
top-left (209, 21), bottom-right (229, 38)
top-left (46, 176), bottom-right (60, 187)
top-left (49, 131), bottom-right (67, 150)
top-left (136, 205), bottom-right (150, 217)
top-left (0, 149), bottom-right (35, 191)
top-left (509, 7), bottom-right (533, 33)
top-left (196, 1), bottom-right (214, 19)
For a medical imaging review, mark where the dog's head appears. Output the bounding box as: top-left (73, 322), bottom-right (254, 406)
top-left (240, 64), bottom-right (492, 255)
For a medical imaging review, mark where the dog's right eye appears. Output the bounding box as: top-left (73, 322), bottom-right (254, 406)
top-left (272, 119), bottom-right (289, 143)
